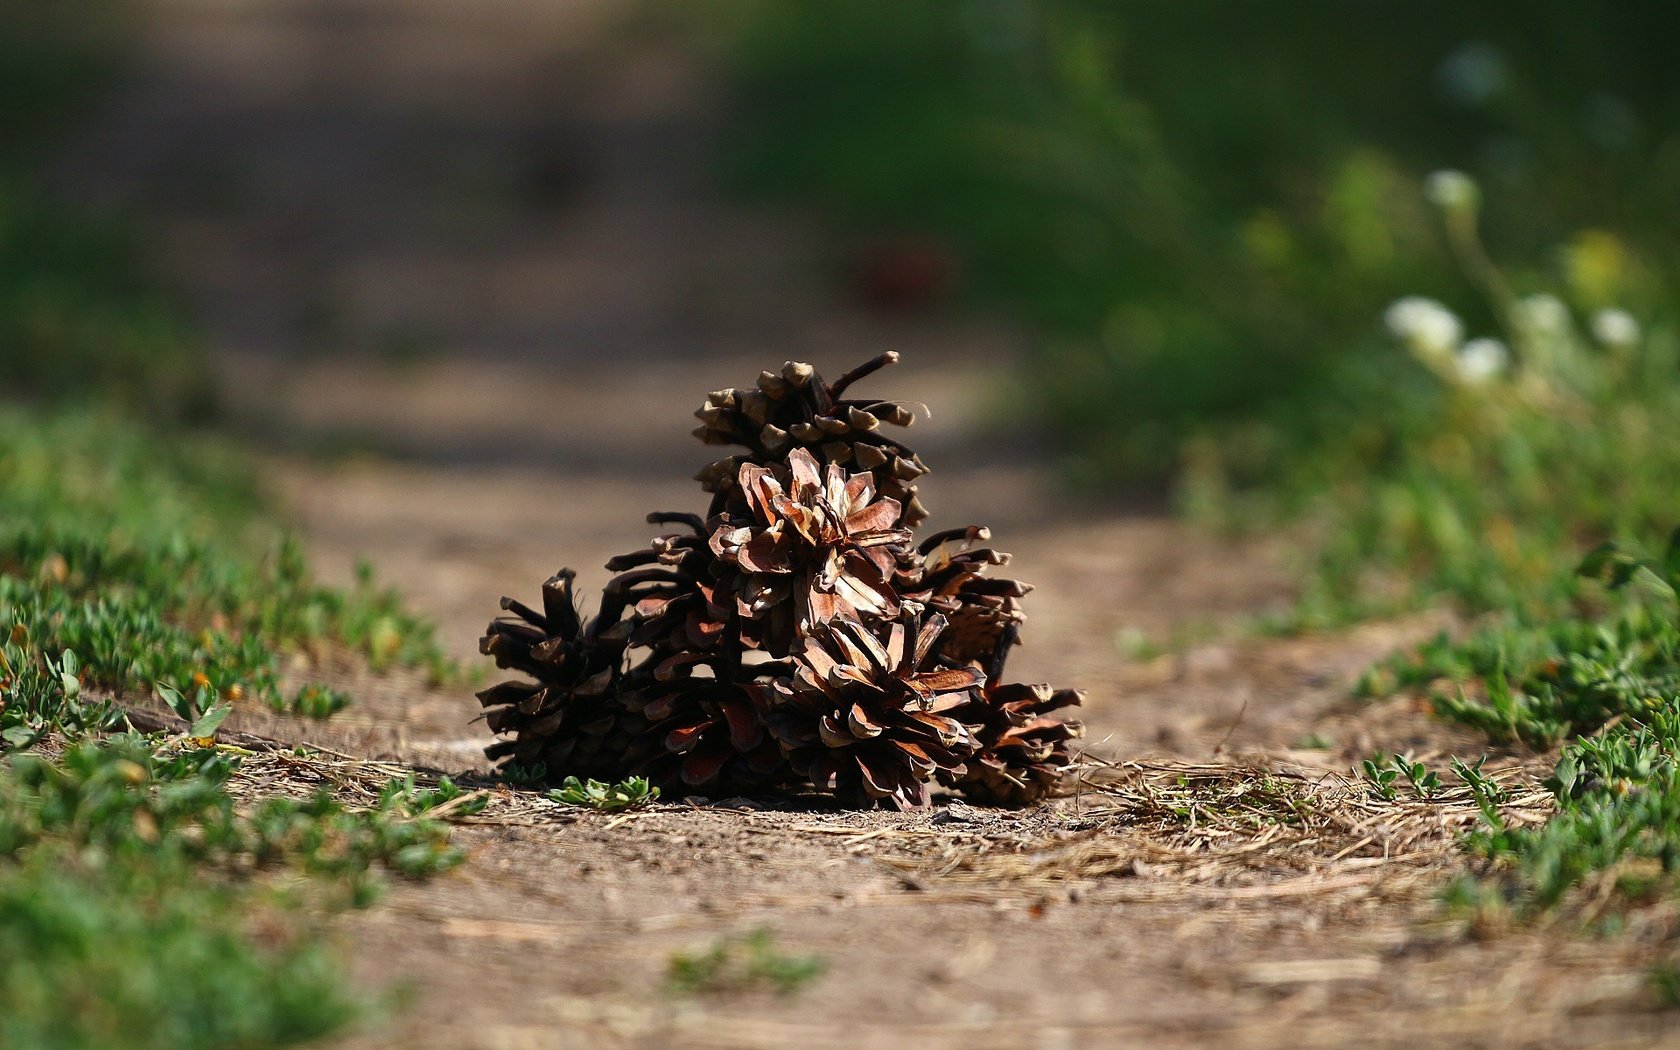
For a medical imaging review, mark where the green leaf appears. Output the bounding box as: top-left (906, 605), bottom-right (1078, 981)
top-left (1663, 526), bottom-right (1680, 590)
top-left (157, 683), bottom-right (194, 721)
top-left (189, 703), bottom-right (232, 740)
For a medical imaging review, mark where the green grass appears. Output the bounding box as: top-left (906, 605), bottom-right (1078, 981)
top-left (667, 928), bottom-right (825, 997)
top-left (0, 403), bottom-right (450, 719)
top-left (1203, 175), bottom-right (1680, 628)
top-left (0, 652), bottom-right (471, 1048)
top-left (0, 276), bottom-right (454, 1049)
top-left (1378, 531), bottom-right (1680, 929)
top-left (0, 4), bottom-right (477, 1043)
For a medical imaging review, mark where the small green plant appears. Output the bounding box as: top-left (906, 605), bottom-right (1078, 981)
top-left (501, 762), bottom-right (548, 787)
top-left (667, 928), bottom-right (825, 997)
top-left (1, 644), bottom-right (116, 751)
top-left (547, 775), bottom-right (659, 812)
top-left (1361, 756), bottom-right (1400, 801)
top-left (1361, 753), bottom-right (1441, 801)
top-left (1449, 756), bottom-right (1508, 828)
top-left (384, 775), bottom-right (490, 820)
top-left (286, 683), bottom-right (352, 721)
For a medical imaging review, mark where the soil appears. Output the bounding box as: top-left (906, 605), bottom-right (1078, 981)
top-left (55, 3), bottom-right (1679, 1047)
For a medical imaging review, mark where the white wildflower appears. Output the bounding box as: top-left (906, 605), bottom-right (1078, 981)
top-left (1590, 307), bottom-right (1640, 349)
top-left (1519, 293), bottom-right (1569, 335)
top-left (1456, 338), bottom-right (1508, 383)
top-left (1384, 296), bottom-right (1463, 358)
top-left (1424, 170), bottom-right (1479, 213)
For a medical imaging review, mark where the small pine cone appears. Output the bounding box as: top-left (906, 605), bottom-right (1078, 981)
top-left (900, 526), bottom-right (1030, 666)
top-left (692, 353), bottom-right (932, 527)
top-left (956, 683), bottom-right (1084, 806)
top-left (762, 613), bottom-right (983, 810)
top-left (709, 447), bottom-right (911, 656)
top-left (477, 569), bottom-right (642, 780)
top-left (619, 653), bottom-right (794, 796)
top-left (954, 626), bottom-right (1084, 806)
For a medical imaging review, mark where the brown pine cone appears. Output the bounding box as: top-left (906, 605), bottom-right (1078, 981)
top-left (619, 652), bottom-right (794, 796)
top-left (761, 613), bottom-right (983, 810)
top-left (709, 447), bottom-right (911, 656)
top-left (900, 526), bottom-right (1030, 666)
top-left (602, 513), bottom-right (732, 657)
top-left (953, 626), bottom-right (1085, 806)
top-left (692, 353), bottom-right (932, 527)
top-left (477, 569), bottom-right (642, 780)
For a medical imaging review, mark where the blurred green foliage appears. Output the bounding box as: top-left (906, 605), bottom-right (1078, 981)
top-left (1226, 190), bottom-right (1680, 625)
top-left (0, 1), bottom-right (129, 160)
top-left (714, 2), bottom-right (1679, 466)
top-left (712, 1), bottom-right (1680, 618)
top-left (0, 0), bottom-right (210, 417)
top-left (0, 189), bottom-right (212, 417)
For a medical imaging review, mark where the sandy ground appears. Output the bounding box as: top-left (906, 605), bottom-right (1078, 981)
top-left (55, 2), bottom-right (1680, 1046)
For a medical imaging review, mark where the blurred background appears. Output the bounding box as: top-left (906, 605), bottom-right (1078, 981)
top-left (8, 0), bottom-right (1680, 652)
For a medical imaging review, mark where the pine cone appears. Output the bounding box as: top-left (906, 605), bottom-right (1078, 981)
top-left (953, 627), bottom-right (1085, 806)
top-left (479, 353), bottom-right (1085, 811)
top-left (692, 353), bottom-right (932, 527)
top-left (762, 613), bottom-right (983, 810)
top-left (709, 447), bottom-right (911, 656)
top-left (602, 513), bottom-right (732, 657)
top-left (901, 526), bottom-right (1030, 666)
top-left (477, 569), bottom-right (642, 779)
top-left (619, 654), bottom-right (793, 796)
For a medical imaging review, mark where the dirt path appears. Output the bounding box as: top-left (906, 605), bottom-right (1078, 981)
top-left (58, 3), bottom-right (1673, 1047)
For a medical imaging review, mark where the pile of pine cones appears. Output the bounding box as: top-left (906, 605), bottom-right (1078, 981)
top-left (478, 354), bottom-right (1083, 809)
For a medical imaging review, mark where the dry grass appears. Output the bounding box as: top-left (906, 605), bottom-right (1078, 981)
top-left (884, 754), bottom-right (1553, 899)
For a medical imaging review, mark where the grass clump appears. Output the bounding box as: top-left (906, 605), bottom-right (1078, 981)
top-left (0, 624), bottom-right (473, 1049)
top-left (1374, 530), bottom-right (1680, 748)
top-left (0, 709), bottom-right (471, 1048)
top-left (1384, 530), bottom-right (1680, 921)
top-left (1467, 709), bottom-right (1680, 911)
top-left (0, 860), bottom-right (357, 1050)
top-left (667, 928), bottom-right (825, 997)
top-left (0, 404), bottom-right (451, 719)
